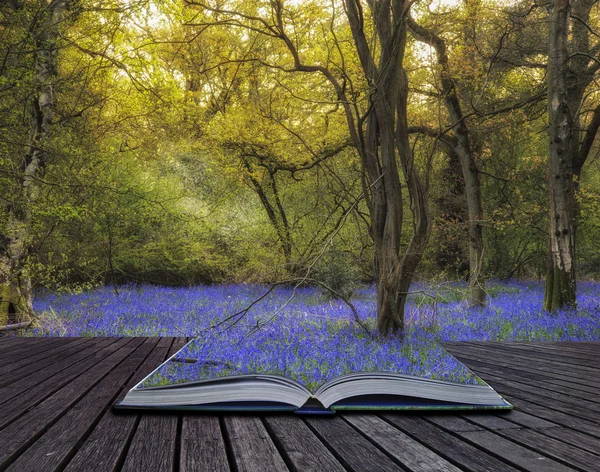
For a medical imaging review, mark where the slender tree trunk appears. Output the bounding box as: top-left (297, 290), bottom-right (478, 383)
top-left (0, 214), bottom-right (34, 325)
top-left (544, 0), bottom-right (576, 311)
top-left (243, 161), bottom-right (293, 269)
top-left (0, 253), bottom-right (29, 326)
top-left (457, 145), bottom-right (486, 306)
top-left (434, 146), bottom-right (468, 277)
top-left (407, 16), bottom-right (486, 307)
top-left (349, 0), bottom-right (429, 336)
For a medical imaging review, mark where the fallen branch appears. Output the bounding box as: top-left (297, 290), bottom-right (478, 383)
top-left (0, 321), bottom-right (32, 332)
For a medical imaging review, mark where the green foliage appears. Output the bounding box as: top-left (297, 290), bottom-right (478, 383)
top-left (313, 247), bottom-right (360, 299)
top-left (0, 0), bottom-right (599, 296)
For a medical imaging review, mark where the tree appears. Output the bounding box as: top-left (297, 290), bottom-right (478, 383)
top-left (408, 11), bottom-right (486, 307)
top-left (544, 0), bottom-right (600, 311)
top-left (185, 0), bottom-right (430, 335)
top-left (200, 65), bottom-right (352, 273)
top-left (0, 0), bottom-right (67, 325)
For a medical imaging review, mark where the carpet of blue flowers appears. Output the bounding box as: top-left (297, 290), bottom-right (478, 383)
top-left (30, 280), bottom-right (600, 390)
top-left (32, 280), bottom-right (600, 341)
top-left (137, 327), bottom-right (483, 391)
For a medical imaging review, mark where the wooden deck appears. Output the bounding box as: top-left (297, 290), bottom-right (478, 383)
top-left (0, 338), bottom-right (598, 472)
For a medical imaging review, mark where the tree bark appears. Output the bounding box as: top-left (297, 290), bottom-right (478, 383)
top-left (544, 0), bottom-right (576, 311)
top-left (0, 0), bottom-right (66, 323)
top-left (408, 16), bottom-right (486, 307)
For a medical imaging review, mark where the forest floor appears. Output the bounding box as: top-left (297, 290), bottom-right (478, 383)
top-left (29, 280), bottom-right (600, 341)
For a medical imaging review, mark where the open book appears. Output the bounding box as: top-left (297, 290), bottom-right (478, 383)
top-left (116, 336), bottom-right (512, 414)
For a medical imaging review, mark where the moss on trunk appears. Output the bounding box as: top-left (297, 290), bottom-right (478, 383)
top-left (544, 264), bottom-right (576, 312)
top-left (0, 282), bottom-right (31, 326)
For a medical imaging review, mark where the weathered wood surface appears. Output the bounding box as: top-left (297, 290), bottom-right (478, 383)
top-left (0, 338), bottom-right (598, 472)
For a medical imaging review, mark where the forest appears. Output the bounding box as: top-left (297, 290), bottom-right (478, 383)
top-left (1, 0), bottom-right (600, 338)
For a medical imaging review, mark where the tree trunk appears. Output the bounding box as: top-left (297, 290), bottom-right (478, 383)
top-left (243, 160), bottom-right (293, 269)
top-left (0, 257), bottom-right (30, 327)
top-left (0, 220), bottom-right (34, 325)
top-left (342, 0), bottom-right (430, 336)
top-left (544, 0), bottom-right (576, 311)
top-left (407, 15), bottom-right (486, 307)
top-left (566, 0), bottom-right (600, 303)
top-left (457, 145), bottom-right (486, 307)
top-left (0, 0), bottom-right (66, 322)
top-left (434, 145), bottom-right (468, 277)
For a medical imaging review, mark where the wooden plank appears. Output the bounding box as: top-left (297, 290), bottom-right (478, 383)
top-left (491, 410), bottom-right (558, 429)
top-left (121, 340), bottom-right (184, 472)
top-left (428, 414), bottom-right (512, 434)
top-left (0, 337), bottom-right (30, 351)
top-left (0, 337), bottom-right (121, 429)
top-left (489, 382), bottom-right (600, 425)
top-left (0, 337), bottom-right (96, 389)
top-left (463, 370), bottom-right (600, 420)
top-left (0, 339), bottom-right (596, 472)
top-left (458, 362), bottom-right (600, 406)
top-left (429, 392), bottom-right (585, 468)
top-left (263, 415), bottom-right (345, 472)
top-left (5, 338), bottom-right (158, 472)
top-left (180, 416), bottom-right (230, 472)
top-left (305, 416), bottom-right (403, 471)
top-left (499, 393), bottom-right (600, 439)
top-left (446, 344), bottom-right (600, 389)
top-left (121, 414), bottom-right (178, 472)
top-left (383, 414), bottom-right (521, 472)
top-left (113, 339), bottom-right (173, 405)
top-left (456, 355), bottom-right (600, 396)
top-left (224, 416), bottom-right (290, 472)
top-left (157, 337), bottom-right (173, 348)
top-left (537, 427), bottom-right (600, 457)
top-left (449, 341), bottom-right (599, 371)
top-left (471, 341), bottom-right (600, 363)
top-left (447, 342), bottom-right (600, 385)
top-left (0, 337), bottom-right (89, 374)
top-left (501, 342), bottom-right (600, 358)
top-left (167, 336), bottom-right (188, 357)
top-left (498, 428), bottom-right (600, 470)
top-left (344, 414), bottom-right (461, 472)
top-left (419, 414), bottom-right (484, 432)
top-left (447, 342), bottom-right (600, 380)
top-left (445, 413), bottom-right (519, 431)
top-left (0, 337), bottom-right (71, 365)
top-left (0, 337), bottom-right (139, 469)
top-left (448, 343), bottom-right (600, 381)
top-left (0, 337), bottom-right (104, 406)
top-left (459, 430), bottom-right (577, 472)
top-left (0, 336), bottom-right (53, 352)
top-left (465, 342), bottom-right (600, 371)
top-left (64, 338), bottom-right (173, 472)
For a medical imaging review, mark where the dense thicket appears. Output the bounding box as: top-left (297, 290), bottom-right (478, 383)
top-left (1, 0), bottom-right (599, 330)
